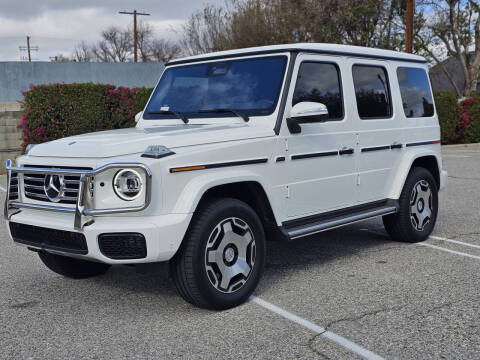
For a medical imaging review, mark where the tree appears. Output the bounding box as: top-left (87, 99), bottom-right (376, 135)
top-left (74, 22), bottom-right (181, 63)
top-left (72, 41), bottom-right (93, 62)
top-left (181, 0), bottom-right (420, 55)
top-left (136, 22), bottom-right (154, 62)
top-left (91, 26), bottom-right (132, 62)
top-left (149, 39), bottom-right (182, 62)
top-left (418, 0), bottom-right (480, 97)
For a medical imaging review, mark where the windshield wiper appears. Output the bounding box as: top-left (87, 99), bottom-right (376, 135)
top-left (198, 108), bottom-right (249, 122)
top-left (148, 110), bottom-right (189, 124)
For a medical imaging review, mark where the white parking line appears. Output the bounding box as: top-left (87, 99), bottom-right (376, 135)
top-left (418, 243), bottom-right (480, 261)
top-left (250, 296), bottom-right (384, 360)
top-left (0, 185), bottom-right (6, 192)
top-left (430, 235), bottom-right (480, 250)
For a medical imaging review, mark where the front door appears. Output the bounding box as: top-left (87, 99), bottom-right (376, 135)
top-left (283, 54), bottom-right (357, 219)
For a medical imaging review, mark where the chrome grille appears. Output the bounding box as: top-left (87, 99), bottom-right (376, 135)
top-left (23, 165), bottom-right (91, 205)
top-left (9, 172), bottom-right (18, 200)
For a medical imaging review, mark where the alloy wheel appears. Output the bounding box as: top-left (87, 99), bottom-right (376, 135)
top-left (204, 217), bottom-right (256, 293)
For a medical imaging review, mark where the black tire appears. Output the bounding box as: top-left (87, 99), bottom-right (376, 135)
top-left (171, 198), bottom-right (266, 310)
top-left (383, 167), bottom-right (438, 243)
top-left (38, 251), bottom-right (111, 279)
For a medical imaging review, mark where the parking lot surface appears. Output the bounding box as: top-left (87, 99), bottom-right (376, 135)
top-left (1, 144), bottom-right (479, 359)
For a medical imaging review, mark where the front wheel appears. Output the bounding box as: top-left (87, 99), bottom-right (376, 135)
top-left (171, 198), bottom-right (266, 310)
top-left (383, 167), bottom-right (438, 243)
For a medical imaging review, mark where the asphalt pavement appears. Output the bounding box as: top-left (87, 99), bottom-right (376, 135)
top-left (1, 144), bottom-right (479, 359)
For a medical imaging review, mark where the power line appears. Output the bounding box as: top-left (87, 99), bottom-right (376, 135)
top-left (119, 10), bottom-right (150, 62)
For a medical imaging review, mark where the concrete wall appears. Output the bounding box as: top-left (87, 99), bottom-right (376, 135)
top-left (0, 61), bottom-right (164, 102)
top-left (0, 102), bottom-right (23, 172)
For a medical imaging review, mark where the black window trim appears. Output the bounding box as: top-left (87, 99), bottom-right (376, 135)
top-left (292, 60), bottom-right (345, 122)
top-left (352, 63), bottom-right (394, 121)
top-left (396, 65), bottom-right (436, 119)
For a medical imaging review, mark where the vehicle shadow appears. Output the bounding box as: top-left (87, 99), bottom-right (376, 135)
top-left (4, 219), bottom-right (399, 314)
top-left (89, 219), bottom-right (397, 300)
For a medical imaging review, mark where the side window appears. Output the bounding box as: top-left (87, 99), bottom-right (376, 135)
top-left (397, 67), bottom-right (434, 118)
top-left (352, 65), bottom-right (392, 119)
top-left (292, 62), bottom-right (343, 120)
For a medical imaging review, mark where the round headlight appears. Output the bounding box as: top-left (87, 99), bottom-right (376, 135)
top-left (113, 169), bottom-right (143, 201)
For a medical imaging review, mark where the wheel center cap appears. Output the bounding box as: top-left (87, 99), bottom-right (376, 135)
top-left (224, 247), bottom-right (235, 263)
top-left (223, 245), bottom-right (238, 266)
top-left (417, 199), bottom-right (424, 212)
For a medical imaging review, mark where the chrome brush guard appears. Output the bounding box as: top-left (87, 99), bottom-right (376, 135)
top-left (4, 159), bottom-right (152, 230)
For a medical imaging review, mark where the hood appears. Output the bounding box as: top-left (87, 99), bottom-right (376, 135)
top-left (28, 123), bottom-right (273, 158)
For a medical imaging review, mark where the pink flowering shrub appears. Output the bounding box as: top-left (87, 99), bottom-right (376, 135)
top-left (433, 90), bottom-right (478, 144)
top-left (20, 83), bottom-right (152, 152)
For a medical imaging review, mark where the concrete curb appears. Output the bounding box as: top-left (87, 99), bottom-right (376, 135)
top-left (442, 143), bottom-right (480, 149)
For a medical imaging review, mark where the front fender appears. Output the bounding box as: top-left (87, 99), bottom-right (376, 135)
top-left (387, 149), bottom-right (442, 199)
top-left (170, 168), bottom-right (277, 216)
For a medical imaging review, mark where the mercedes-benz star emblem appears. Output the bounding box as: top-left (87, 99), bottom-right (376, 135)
top-left (44, 174), bottom-right (65, 202)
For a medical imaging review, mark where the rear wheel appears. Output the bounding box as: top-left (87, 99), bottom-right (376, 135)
top-left (383, 167), bottom-right (438, 243)
top-left (171, 198), bottom-right (266, 310)
top-left (38, 252), bottom-right (111, 279)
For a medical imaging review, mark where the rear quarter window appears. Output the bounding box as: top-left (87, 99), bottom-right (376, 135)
top-left (397, 67), bottom-right (434, 118)
top-left (352, 65), bottom-right (392, 119)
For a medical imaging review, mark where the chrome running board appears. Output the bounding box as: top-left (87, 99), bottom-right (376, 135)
top-left (284, 202), bottom-right (398, 240)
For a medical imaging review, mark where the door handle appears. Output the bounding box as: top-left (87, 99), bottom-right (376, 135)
top-left (390, 143), bottom-right (403, 149)
top-left (339, 147), bottom-right (354, 155)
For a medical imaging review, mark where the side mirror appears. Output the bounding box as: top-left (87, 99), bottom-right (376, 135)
top-left (135, 111), bottom-right (143, 123)
top-left (287, 102), bottom-right (329, 134)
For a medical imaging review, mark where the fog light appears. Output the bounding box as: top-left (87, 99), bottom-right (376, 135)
top-left (113, 169), bottom-right (143, 201)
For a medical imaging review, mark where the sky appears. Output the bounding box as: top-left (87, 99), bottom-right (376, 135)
top-left (0, 0), bottom-right (225, 62)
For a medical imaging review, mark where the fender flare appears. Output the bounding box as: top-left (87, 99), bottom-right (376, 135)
top-left (387, 149), bottom-right (442, 199)
top-left (170, 168), bottom-right (281, 222)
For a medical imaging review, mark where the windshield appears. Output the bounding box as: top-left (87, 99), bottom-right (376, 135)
top-left (143, 55), bottom-right (287, 120)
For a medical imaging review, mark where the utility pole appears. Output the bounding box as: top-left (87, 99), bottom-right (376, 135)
top-left (405, 0), bottom-right (415, 53)
top-left (19, 36), bottom-right (39, 62)
top-left (119, 10), bottom-right (150, 62)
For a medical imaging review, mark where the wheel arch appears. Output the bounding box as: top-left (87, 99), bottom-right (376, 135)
top-left (388, 151), bottom-right (441, 199)
top-left (172, 171), bottom-right (286, 242)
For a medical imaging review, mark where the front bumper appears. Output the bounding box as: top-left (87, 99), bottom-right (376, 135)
top-left (7, 209), bottom-right (192, 264)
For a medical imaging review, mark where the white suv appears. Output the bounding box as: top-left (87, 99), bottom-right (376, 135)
top-left (5, 44), bottom-right (447, 309)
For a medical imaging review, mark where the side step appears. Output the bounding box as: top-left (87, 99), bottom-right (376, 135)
top-left (283, 202), bottom-right (398, 240)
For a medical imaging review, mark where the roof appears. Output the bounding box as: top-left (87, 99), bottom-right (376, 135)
top-left (167, 43), bottom-right (427, 65)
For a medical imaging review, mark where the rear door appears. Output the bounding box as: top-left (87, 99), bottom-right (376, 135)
top-left (283, 54), bottom-right (357, 218)
top-left (348, 60), bottom-right (404, 203)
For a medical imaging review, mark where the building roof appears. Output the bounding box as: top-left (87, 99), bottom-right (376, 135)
top-left (168, 43), bottom-right (427, 65)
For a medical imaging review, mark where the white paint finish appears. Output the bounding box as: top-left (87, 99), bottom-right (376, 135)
top-left (418, 243), bottom-right (480, 261)
top-left (9, 209), bottom-right (192, 264)
top-left (250, 296), bottom-right (385, 360)
top-left (171, 42), bottom-right (426, 65)
top-left (28, 123), bottom-right (275, 158)
top-left (386, 148), bottom-right (442, 199)
top-left (4, 45), bottom-right (446, 266)
top-left (430, 235), bottom-right (480, 250)
top-left (282, 54), bottom-right (357, 216)
top-left (348, 59), bottom-right (407, 203)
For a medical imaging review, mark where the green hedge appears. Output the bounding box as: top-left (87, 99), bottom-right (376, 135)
top-left (21, 83), bottom-right (153, 152)
top-left (19, 85), bottom-right (479, 151)
top-left (434, 90), bottom-right (480, 144)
